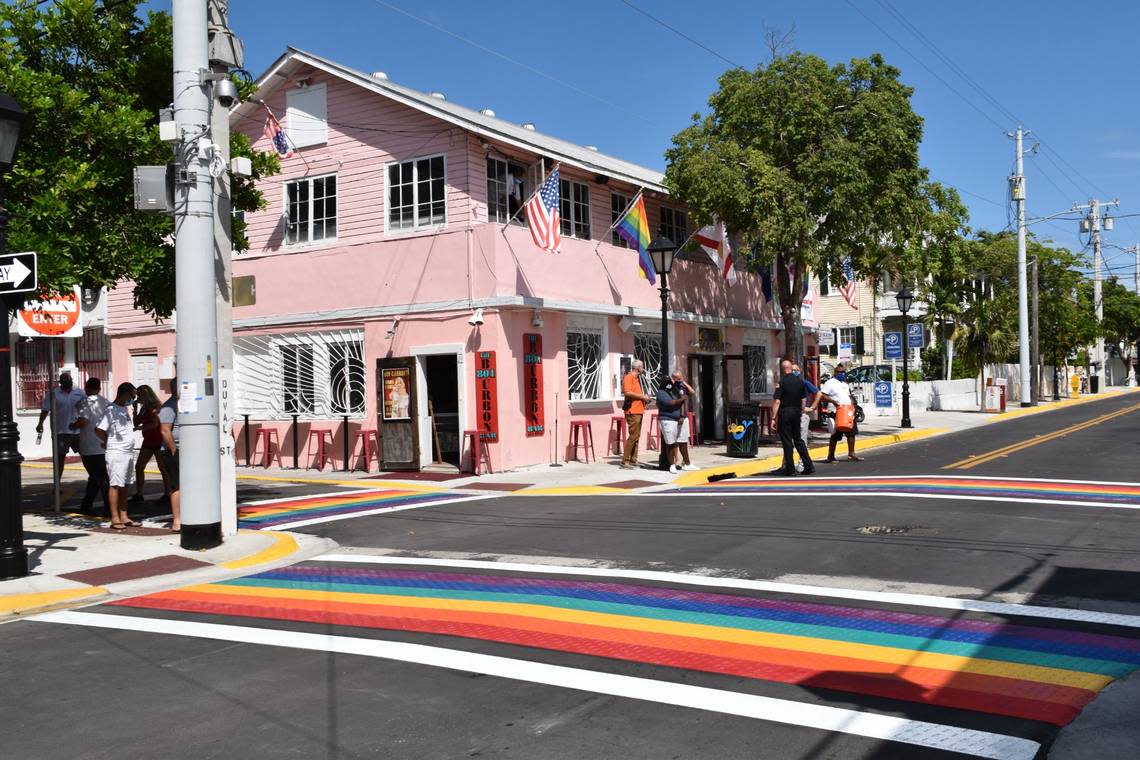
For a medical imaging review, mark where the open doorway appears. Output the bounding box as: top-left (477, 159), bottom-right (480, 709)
top-left (424, 354), bottom-right (460, 467)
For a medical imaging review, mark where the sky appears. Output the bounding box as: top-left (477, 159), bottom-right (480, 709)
top-left (150, 0), bottom-right (1140, 284)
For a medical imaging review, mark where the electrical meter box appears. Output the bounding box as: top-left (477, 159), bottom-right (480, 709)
top-left (133, 165), bottom-right (174, 213)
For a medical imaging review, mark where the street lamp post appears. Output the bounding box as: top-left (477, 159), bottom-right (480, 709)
top-left (895, 284), bottom-right (914, 429)
top-left (0, 92), bottom-right (28, 580)
top-left (647, 232), bottom-right (678, 379)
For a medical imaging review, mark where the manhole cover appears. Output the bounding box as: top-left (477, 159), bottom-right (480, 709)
top-left (857, 525), bottom-right (916, 535)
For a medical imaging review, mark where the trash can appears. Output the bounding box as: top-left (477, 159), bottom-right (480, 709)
top-left (725, 402), bottom-right (760, 457)
top-left (1090, 375), bottom-right (1100, 394)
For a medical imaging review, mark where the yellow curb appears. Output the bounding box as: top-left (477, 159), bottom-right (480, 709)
top-left (519, 485), bottom-right (629, 496)
top-left (0, 586), bottom-right (108, 615)
top-left (985, 387), bottom-right (1140, 422)
top-left (234, 471), bottom-right (444, 493)
top-left (222, 530), bottom-right (299, 570)
top-left (672, 428), bottom-right (947, 487)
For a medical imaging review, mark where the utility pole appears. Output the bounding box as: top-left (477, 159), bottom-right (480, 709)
top-left (208, 0), bottom-right (242, 536)
top-left (1030, 255), bottom-right (1040, 404)
top-left (1008, 127), bottom-right (1031, 406)
top-left (173, 0), bottom-right (222, 549)
top-left (1072, 198), bottom-right (1119, 393)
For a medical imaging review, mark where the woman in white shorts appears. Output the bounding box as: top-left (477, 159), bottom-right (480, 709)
top-left (96, 382), bottom-right (139, 530)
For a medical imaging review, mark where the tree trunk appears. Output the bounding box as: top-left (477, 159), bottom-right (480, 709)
top-left (775, 251), bottom-right (804, 361)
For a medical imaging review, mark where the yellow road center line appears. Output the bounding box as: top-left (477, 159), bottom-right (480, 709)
top-left (944, 403), bottom-right (1140, 470)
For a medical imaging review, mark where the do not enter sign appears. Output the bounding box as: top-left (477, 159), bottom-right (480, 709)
top-left (18, 287), bottom-right (83, 338)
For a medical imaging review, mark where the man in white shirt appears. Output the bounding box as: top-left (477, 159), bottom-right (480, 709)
top-left (817, 363), bottom-right (863, 463)
top-left (96, 382), bottom-right (138, 529)
top-left (35, 371), bottom-right (85, 479)
top-left (71, 377), bottom-right (111, 516)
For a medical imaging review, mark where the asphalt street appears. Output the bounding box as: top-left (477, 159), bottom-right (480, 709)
top-left (4, 392), bottom-right (1140, 760)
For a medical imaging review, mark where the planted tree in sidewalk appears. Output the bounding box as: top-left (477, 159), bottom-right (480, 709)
top-left (1099, 277), bottom-right (1140, 381)
top-left (664, 52), bottom-right (943, 360)
top-left (0, 0), bottom-right (277, 317)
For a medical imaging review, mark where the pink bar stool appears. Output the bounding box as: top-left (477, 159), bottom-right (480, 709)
top-left (461, 430), bottom-right (493, 475)
top-left (253, 428), bottom-right (282, 468)
top-left (608, 416), bottom-right (627, 456)
top-left (306, 429), bottom-right (335, 471)
top-left (351, 428), bottom-right (380, 472)
top-left (568, 420), bottom-right (595, 463)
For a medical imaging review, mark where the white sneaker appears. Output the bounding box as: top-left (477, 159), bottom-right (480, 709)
top-left (682, 464), bottom-right (700, 471)
top-left (669, 464), bottom-right (681, 474)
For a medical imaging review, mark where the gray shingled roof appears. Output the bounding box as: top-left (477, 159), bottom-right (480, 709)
top-left (242, 47), bottom-right (668, 193)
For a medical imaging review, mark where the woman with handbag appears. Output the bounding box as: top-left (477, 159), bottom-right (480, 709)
top-left (817, 363), bottom-right (863, 463)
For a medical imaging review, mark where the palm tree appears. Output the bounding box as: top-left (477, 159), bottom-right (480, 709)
top-left (955, 294), bottom-right (1016, 408)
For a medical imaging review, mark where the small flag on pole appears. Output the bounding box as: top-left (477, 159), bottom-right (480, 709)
top-left (263, 106), bottom-right (293, 159)
top-left (525, 168), bottom-right (562, 253)
top-left (839, 258), bottom-right (858, 309)
top-left (693, 220), bottom-right (737, 285)
top-left (613, 194), bottom-right (655, 285)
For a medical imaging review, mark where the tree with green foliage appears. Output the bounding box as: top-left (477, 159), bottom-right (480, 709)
top-left (0, 0), bottom-right (276, 317)
top-left (1099, 277), bottom-right (1140, 381)
top-left (665, 52), bottom-right (950, 360)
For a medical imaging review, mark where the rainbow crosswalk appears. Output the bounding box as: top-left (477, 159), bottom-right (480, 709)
top-left (112, 562), bottom-right (1140, 727)
top-left (673, 475), bottom-right (1140, 508)
top-left (238, 488), bottom-right (485, 530)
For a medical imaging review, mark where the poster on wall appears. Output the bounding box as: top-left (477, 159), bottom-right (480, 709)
top-left (382, 367), bottom-right (412, 420)
top-left (475, 351), bottom-right (499, 442)
top-left (523, 334), bottom-right (544, 436)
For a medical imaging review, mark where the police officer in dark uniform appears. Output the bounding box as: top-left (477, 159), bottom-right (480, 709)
top-left (769, 359), bottom-right (814, 476)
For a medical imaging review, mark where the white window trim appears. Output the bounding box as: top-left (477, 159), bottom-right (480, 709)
top-left (560, 178), bottom-right (591, 240)
top-left (269, 331), bottom-right (367, 420)
top-left (282, 172), bottom-right (338, 248)
top-left (566, 314), bottom-right (610, 406)
top-left (385, 153), bottom-right (449, 235)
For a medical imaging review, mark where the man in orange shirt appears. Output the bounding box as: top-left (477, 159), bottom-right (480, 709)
top-left (621, 360), bottom-right (654, 469)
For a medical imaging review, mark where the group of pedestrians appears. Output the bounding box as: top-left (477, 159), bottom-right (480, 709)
top-left (36, 372), bottom-right (181, 532)
top-left (770, 360), bottom-right (862, 476)
top-left (619, 360), bottom-right (700, 473)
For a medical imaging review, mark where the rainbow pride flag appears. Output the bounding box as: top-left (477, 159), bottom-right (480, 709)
top-left (613, 194), bottom-right (656, 285)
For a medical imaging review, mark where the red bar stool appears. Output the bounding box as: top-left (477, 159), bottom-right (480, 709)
top-left (646, 413), bottom-right (660, 450)
top-left (306, 429), bottom-right (335, 471)
top-left (461, 430), bottom-right (493, 475)
top-left (253, 428), bottom-right (282, 468)
top-left (607, 416), bottom-right (627, 456)
top-left (685, 411), bottom-right (698, 445)
top-left (351, 428), bottom-right (380, 472)
top-left (568, 420), bottom-right (595, 463)
top-left (759, 405), bottom-right (773, 435)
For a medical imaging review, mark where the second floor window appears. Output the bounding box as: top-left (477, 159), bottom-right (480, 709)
top-left (388, 155), bottom-right (446, 231)
top-left (486, 157), bottom-right (528, 224)
top-left (286, 174), bottom-right (337, 245)
top-left (611, 193), bottom-right (631, 248)
top-left (560, 179), bottom-right (590, 239)
top-left (659, 206), bottom-right (687, 245)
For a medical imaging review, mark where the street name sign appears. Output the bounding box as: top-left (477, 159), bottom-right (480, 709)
top-left (884, 332), bottom-right (903, 360)
top-left (907, 323), bottom-right (925, 348)
top-left (0, 251), bottom-right (37, 296)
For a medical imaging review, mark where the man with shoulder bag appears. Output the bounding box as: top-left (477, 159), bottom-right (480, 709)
top-left (816, 363), bottom-right (863, 462)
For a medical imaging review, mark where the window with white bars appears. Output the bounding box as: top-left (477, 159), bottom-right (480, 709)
top-left (567, 330), bottom-right (603, 401)
top-left (236, 331), bottom-right (366, 420)
top-left (659, 206), bottom-right (687, 245)
top-left (388, 155), bottom-right (446, 231)
top-left (328, 341), bottom-right (366, 415)
top-left (560, 179), bottom-right (590, 239)
top-left (633, 333), bottom-right (662, 394)
top-left (281, 344), bottom-right (316, 414)
top-left (743, 344), bottom-right (769, 397)
top-left (285, 174), bottom-right (337, 245)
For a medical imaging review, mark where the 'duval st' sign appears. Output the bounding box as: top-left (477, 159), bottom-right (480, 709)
top-left (475, 351), bottom-right (499, 442)
top-left (523, 333), bottom-right (544, 436)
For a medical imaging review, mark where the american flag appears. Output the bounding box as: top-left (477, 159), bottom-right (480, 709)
top-left (263, 107), bottom-right (293, 159)
top-left (839, 258), bottom-right (859, 309)
top-left (526, 168), bottom-right (561, 253)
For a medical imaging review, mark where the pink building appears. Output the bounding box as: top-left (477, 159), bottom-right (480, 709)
top-left (107, 48), bottom-right (818, 473)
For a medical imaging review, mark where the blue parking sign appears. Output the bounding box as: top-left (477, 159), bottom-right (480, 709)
top-left (874, 381), bottom-right (892, 408)
top-left (907, 323), bottom-right (925, 348)
top-left (884, 332), bottom-right (903, 360)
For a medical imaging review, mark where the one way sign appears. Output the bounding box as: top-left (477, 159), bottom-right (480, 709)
top-left (0, 252), bottom-right (37, 295)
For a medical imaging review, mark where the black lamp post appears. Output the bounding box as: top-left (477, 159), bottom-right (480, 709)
top-left (647, 231), bottom-right (677, 380)
top-left (895, 284), bottom-right (914, 429)
top-left (0, 92), bottom-right (28, 580)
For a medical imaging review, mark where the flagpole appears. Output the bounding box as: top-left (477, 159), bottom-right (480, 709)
top-left (258, 101), bottom-right (310, 171)
top-left (594, 188), bottom-right (644, 254)
top-left (502, 160), bottom-right (560, 230)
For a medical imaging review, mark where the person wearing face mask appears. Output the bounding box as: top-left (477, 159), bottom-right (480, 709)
top-left (96, 383), bottom-right (141, 530)
top-left (818, 363), bottom-right (863, 462)
top-left (791, 363), bottom-right (818, 466)
top-left (35, 371), bottom-right (86, 480)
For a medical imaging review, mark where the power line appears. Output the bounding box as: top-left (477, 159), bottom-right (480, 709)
top-left (619, 0), bottom-right (744, 69)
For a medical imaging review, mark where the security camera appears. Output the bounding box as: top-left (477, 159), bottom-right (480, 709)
top-left (214, 78), bottom-right (239, 108)
top-left (468, 308), bottom-right (485, 326)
